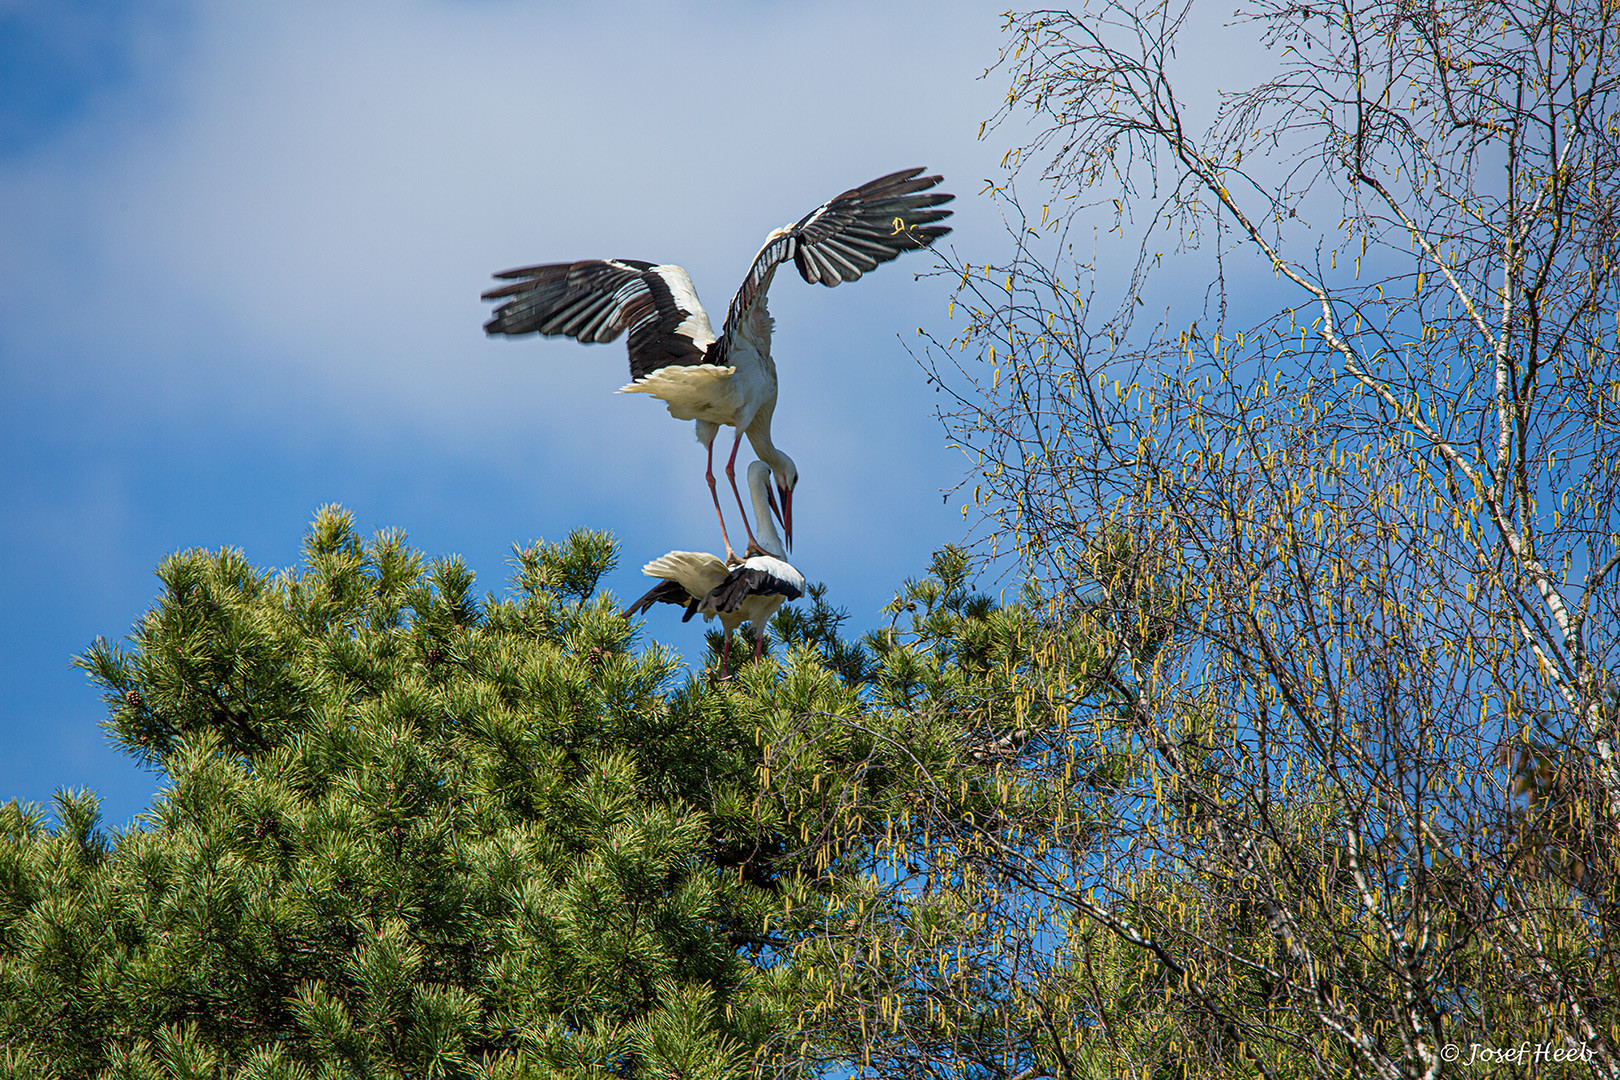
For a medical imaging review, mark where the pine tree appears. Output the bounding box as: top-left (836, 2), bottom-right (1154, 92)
top-left (1, 509), bottom-right (1094, 1080)
top-left (0, 508), bottom-right (815, 1078)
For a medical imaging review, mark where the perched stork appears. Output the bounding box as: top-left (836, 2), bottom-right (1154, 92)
top-left (482, 167), bottom-right (954, 560)
top-left (623, 460), bottom-right (805, 678)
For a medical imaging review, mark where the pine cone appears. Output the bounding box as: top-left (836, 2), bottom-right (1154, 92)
top-left (586, 646), bottom-right (607, 667)
top-left (124, 689), bottom-right (145, 710)
top-left (426, 646), bottom-right (446, 666)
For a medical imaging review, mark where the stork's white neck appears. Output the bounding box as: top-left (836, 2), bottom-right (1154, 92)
top-left (748, 463), bottom-right (787, 560)
top-left (744, 422), bottom-right (781, 469)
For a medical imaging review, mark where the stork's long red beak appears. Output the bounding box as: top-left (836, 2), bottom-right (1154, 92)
top-left (770, 485), bottom-right (793, 553)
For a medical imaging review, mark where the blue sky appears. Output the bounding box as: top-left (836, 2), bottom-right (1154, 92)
top-left (1, 1), bottom-right (1023, 828)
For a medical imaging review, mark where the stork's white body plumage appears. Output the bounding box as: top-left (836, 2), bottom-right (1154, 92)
top-left (622, 301), bottom-right (777, 438)
top-left (623, 460), bottom-right (805, 677)
top-left (483, 168), bottom-right (953, 559)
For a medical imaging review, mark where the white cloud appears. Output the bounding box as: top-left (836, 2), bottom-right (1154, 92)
top-left (2, 0), bottom-right (1018, 546)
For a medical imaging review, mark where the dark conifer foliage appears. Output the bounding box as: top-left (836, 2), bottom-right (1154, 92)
top-left (1, 509), bottom-right (796, 1078)
top-left (2, 510), bottom-right (1085, 1080)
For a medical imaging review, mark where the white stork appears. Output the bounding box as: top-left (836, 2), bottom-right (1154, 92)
top-left (482, 167), bottom-right (953, 560)
top-left (622, 460), bottom-right (806, 678)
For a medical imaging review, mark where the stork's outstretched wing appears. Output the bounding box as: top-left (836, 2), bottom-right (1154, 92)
top-left (483, 259), bottom-right (719, 380)
top-left (622, 550), bottom-right (734, 621)
top-left (722, 167), bottom-right (955, 335)
top-left (622, 579), bottom-right (700, 620)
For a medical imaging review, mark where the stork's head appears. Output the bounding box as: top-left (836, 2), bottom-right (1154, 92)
top-left (749, 451), bottom-right (797, 555)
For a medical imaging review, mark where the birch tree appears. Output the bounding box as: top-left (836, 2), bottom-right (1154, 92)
top-left (898, 1), bottom-right (1620, 1075)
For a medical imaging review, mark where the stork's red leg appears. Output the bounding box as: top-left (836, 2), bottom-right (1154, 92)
top-left (724, 429), bottom-right (761, 549)
top-left (705, 438), bottom-right (740, 563)
top-left (720, 629), bottom-right (732, 679)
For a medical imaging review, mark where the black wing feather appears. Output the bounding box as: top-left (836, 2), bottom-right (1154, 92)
top-left (620, 267), bottom-right (716, 380)
top-left (622, 579), bottom-right (701, 619)
top-left (483, 259), bottom-right (715, 379)
top-left (704, 567), bottom-right (805, 614)
top-left (724, 167), bottom-right (955, 334)
top-left (482, 259), bottom-right (651, 340)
